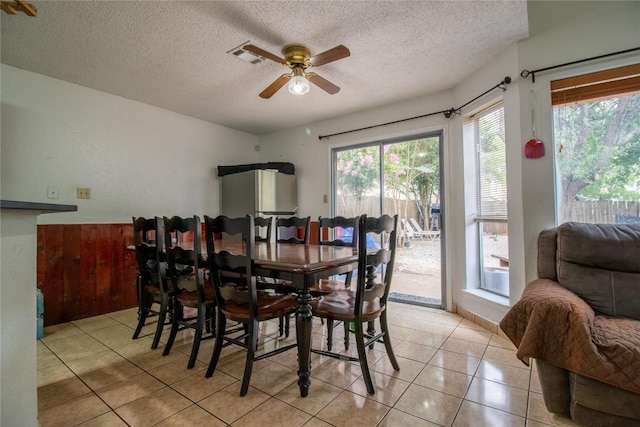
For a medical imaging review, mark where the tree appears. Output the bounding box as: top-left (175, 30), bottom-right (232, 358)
top-left (335, 147), bottom-right (379, 216)
top-left (384, 138), bottom-right (440, 227)
top-left (555, 93), bottom-right (640, 221)
top-left (335, 138), bottom-right (441, 222)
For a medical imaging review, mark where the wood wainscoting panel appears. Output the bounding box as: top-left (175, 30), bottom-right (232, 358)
top-left (37, 223), bottom-right (136, 326)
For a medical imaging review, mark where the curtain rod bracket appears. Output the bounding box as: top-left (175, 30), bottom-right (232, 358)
top-left (520, 70), bottom-right (535, 83)
top-left (499, 76), bottom-right (512, 89)
top-left (443, 108), bottom-right (458, 119)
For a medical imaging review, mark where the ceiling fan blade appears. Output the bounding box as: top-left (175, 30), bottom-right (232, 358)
top-left (243, 44), bottom-right (287, 65)
top-left (307, 73), bottom-right (340, 95)
top-left (309, 45), bottom-right (350, 67)
top-left (259, 74), bottom-right (290, 98)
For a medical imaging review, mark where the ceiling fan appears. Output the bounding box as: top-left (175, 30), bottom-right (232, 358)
top-left (243, 44), bottom-right (350, 98)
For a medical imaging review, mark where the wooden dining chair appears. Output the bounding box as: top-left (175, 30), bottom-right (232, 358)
top-left (313, 215), bottom-right (360, 293)
top-left (275, 216), bottom-right (311, 244)
top-left (161, 215), bottom-right (216, 369)
top-left (311, 215), bottom-right (360, 350)
top-left (311, 214), bottom-right (400, 395)
top-left (259, 215), bottom-right (311, 336)
top-left (204, 215), bottom-right (297, 396)
top-left (254, 216), bottom-right (273, 243)
top-left (131, 216), bottom-right (172, 349)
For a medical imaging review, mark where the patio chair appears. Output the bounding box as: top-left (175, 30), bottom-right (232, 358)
top-left (400, 218), bottom-right (416, 242)
top-left (409, 218), bottom-right (440, 240)
top-left (402, 218), bottom-right (429, 240)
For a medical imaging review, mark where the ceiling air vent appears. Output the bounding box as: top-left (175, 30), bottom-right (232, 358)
top-left (227, 41), bottom-right (263, 65)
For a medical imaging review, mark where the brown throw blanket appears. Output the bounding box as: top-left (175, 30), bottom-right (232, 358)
top-left (500, 279), bottom-right (640, 395)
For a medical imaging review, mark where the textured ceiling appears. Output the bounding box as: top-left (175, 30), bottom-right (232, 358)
top-left (1, 1), bottom-right (529, 135)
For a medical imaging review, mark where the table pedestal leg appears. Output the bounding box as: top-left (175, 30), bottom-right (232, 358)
top-left (296, 288), bottom-right (312, 397)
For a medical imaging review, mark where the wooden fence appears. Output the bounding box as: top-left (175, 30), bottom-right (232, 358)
top-left (565, 200), bottom-right (640, 224)
top-left (336, 196), bottom-right (420, 222)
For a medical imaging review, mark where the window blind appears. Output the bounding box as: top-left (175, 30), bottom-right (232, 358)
top-left (551, 63), bottom-right (640, 106)
top-left (474, 104), bottom-right (507, 219)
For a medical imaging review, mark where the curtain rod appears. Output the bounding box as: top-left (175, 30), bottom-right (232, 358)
top-left (318, 77), bottom-right (511, 140)
top-left (521, 47), bottom-right (640, 83)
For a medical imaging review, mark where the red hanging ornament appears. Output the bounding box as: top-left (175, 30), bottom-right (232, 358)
top-left (525, 138), bottom-right (545, 158)
top-left (525, 90), bottom-right (545, 159)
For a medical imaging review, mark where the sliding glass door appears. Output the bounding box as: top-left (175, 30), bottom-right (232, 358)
top-left (333, 132), bottom-right (444, 307)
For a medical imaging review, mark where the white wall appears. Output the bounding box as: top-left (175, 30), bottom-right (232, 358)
top-left (0, 65), bottom-right (259, 425)
top-left (1, 65), bottom-right (259, 224)
top-left (258, 1), bottom-right (640, 323)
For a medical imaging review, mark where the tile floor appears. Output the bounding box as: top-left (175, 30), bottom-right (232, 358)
top-left (37, 302), bottom-right (580, 427)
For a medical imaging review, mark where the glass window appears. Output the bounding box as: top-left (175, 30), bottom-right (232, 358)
top-left (553, 65), bottom-right (640, 224)
top-left (471, 103), bottom-right (509, 297)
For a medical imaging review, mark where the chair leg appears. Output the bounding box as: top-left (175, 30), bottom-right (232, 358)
top-left (206, 311), bottom-right (226, 378)
top-left (355, 321), bottom-right (375, 395)
top-left (278, 316), bottom-right (284, 337)
top-left (205, 304), bottom-right (216, 337)
top-left (380, 311), bottom-right (400, 370)
top-left (285, 314), bottom-right (290, 338)
top-left (240, 320), bottom-right (258, 396)
top-left (327, 319), bottom-right (334, 351)
top-left (367, 320), bottom-right (376, 350)
top-left (187, 303), bottom-right (205, 369)
top-left (132, 278), bottom-right (151, 340)
top-left (343, 320), bottom-right (350, 350)
top-left (243, 323), bottom-right (250, 345)
top-left (151, 294), bottom-right (169, 349)
top-left (135, 274), bottom-right (143, 314)
top-left (163, 303), bottom-right (182, 356)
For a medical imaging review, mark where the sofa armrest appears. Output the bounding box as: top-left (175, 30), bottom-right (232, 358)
top-left (537, 227), bottom-right (558, 281)
top-left (500, 279), bottom-right (595, 366)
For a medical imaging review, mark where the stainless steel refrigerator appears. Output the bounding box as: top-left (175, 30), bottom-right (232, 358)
top-left (220, 169), bottom-right (298, 218)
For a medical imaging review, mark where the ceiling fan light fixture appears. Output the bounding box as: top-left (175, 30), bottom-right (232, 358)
top-left (288, 67), bottom-right (310, 95)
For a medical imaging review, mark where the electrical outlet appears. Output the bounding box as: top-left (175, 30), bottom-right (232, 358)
top-left (47, 186), bottom-right (59, 199)
top-left (77, 187), bottom-right (91, 199)
top-left (323, 194), bottom-right (328, 203)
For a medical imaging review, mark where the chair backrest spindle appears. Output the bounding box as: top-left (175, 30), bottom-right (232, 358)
top-left (254, 216), bottom-right (273, 243)
top-left (204, 215), bottom-right (256, 312)
top-left (275, 216), bottom-right (311, 244)
top-left (355, 214), bottom-right (398, 316)
top-left (318, 216), bottom-right (359, 248)
top-left (163, 215), bottom-right (202, 298)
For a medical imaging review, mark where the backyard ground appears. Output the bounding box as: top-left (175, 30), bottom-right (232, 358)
top-left (392, 236), bottom-right (509, 301)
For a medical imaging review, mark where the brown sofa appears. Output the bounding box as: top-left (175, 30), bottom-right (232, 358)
top-left (500, 222), bottom-right (640, 427)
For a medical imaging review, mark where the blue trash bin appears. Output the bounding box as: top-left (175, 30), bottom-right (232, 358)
top-left (36, 287), bottom-right (44, 340)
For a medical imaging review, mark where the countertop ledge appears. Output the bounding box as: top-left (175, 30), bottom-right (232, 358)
top-left (1, 200), bottom-right (78, 213)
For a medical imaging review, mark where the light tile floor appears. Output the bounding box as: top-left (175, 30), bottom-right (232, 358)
top-left (37, 302), bottom-right (580, 427)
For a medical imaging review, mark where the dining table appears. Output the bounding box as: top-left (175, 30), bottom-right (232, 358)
top-left (134, 238), bottom-right (358, 397)
top-left (249, 241), bottom-right (358, 396)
